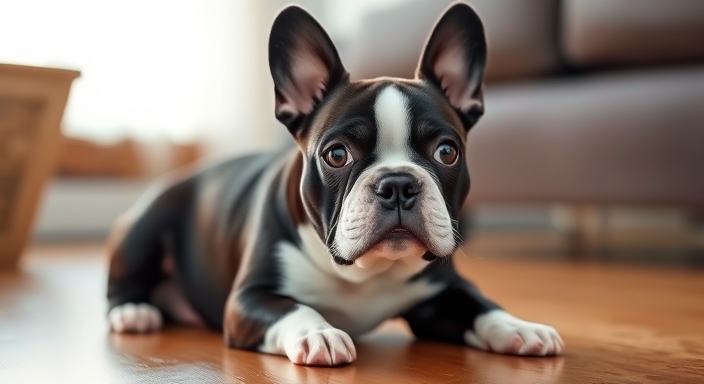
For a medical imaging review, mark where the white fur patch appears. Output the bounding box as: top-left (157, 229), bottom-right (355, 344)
top-left (464, 310), bottom-right (564, 356)
top-left (374, 86), bottom-right (411, 163)
top-left (276, 225), bottom-right (443, 336)
top-left (108, 303), bottom-right (163, 333)
top-left (260, 305), bottom-right (356, 366)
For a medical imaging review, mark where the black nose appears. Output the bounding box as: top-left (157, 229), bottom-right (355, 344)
top-left (375, 174), bottom-right (420, 210)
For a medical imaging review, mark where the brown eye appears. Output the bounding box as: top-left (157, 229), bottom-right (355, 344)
top-left (324, 145), bottom-right (351, 168)
top-left (433, 143), bottom-right (458, 165)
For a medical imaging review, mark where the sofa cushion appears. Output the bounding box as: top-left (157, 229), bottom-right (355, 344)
top-left (563, 0), bottom-right (704, 67)
top-left (465, 66), bottom-right (704, 205)
top-left (345, 0), bottom-right (561, 82)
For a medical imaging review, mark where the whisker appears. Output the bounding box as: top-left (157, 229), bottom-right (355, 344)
top-left (451, 223), bottom-right (481, 259)
top-left (465, 244), bottom-right (481, 259)
top-left (325, 220), bottom-right (338, 247)
top-left (455, 246), bottom-right (469, 260)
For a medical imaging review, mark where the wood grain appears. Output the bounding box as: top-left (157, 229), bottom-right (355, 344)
top-left (0, 243), bottom-right (702, 383)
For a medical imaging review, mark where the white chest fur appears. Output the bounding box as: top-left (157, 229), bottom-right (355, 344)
top-left (274, 226), bottom-right (444, 337)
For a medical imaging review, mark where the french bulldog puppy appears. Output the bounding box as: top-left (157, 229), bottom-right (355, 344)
top-left (107, 2), bottom-right (563, 366)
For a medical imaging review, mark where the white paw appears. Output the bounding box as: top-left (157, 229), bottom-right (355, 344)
top-left (286, 327), bottom-right (357, 366)
top-left (261, 305), bottom-right (356, 366)
top-left (464, 310), bottom-right (564, 356)
top-left (108, 303), bottom-right (163, 333)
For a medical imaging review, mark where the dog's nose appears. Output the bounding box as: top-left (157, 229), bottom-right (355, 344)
top-left (375, 174), bottom-right (420, 210)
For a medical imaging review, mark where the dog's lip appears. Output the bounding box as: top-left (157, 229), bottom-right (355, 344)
top-left (385, 227), bottom-right (416, 239)
top-left (351, 227), bottom-right (429, 268)
top-left (374, 226), bottom-right (427, 247)
top-left (336, 226), bottom-right (431, 265)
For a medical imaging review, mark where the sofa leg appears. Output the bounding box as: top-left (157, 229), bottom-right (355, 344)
top-left (551, 204), bottom-right (608, 259)
top-left (687, 210), bottom-right (704, 265)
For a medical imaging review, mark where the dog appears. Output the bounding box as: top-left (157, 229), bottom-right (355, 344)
top-left (106, 2), bottom-right (563, 366)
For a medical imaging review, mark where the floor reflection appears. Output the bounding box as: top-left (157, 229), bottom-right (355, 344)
top-left (463, 348), bottom-right (565, 383)
top-left (107, 325), bottom-right (564, 383)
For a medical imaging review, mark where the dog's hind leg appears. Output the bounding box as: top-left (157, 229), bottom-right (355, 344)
top-left (106, 181), bottom-right (192, 333)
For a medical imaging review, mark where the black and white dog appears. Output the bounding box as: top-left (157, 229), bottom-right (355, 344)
top-left (107, 3), bottom-right (563, 366)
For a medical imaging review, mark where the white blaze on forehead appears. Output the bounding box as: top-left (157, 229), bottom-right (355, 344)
top-left (374, 86), bottom-right (412, 162)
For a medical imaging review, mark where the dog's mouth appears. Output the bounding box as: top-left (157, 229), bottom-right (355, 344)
top-left (371, 225), bottom-right (427, 250)
top-left (346, 225), bottom-right (429, 268)
top-left (384, 227), bottom-right (417, 240)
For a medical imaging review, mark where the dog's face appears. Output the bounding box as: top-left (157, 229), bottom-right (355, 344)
top-left (269, 3), bottom-right (486, 281)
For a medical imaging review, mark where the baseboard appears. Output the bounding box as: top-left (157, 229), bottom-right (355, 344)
top-left (32, 178), bottom-right (149, 242)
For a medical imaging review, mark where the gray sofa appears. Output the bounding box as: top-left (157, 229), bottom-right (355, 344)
top-left (340, 0), bottom-right (704, 212)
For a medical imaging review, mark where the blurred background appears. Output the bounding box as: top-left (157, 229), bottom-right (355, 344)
top-left (2, 0), bottom-right (704, 266)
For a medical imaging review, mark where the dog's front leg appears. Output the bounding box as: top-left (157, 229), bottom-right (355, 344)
top-left (224, 289), bottom-right (356, 366)
top-left (403, 277), bottom-right (564, 356)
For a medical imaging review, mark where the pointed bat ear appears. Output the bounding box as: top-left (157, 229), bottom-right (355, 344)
top-left (417, 3), bottom-right (487, 130)
top-left (268, 6), bottom-right (348, 136)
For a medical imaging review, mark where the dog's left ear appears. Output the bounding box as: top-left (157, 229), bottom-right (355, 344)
top-left (417, 3), bottom-right (486, 130)
top-left (269, 6), bottom-right (348, 136)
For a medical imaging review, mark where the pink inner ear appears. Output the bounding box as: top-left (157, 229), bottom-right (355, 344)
top-left (433, 46), bottom-right (481, 113)
top-left (276, 52), bottom-right (327, 117)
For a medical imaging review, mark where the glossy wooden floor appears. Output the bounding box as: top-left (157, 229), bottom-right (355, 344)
top-left (1, 244), bottom-right (703, 383)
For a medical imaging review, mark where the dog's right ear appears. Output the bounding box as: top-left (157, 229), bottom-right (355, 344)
top-left (269, 6), bottom-right (348, 136)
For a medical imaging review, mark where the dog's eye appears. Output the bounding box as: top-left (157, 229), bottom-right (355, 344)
top-left (323, 145), bottom-right (351, 168)
top-left (433, 143), bottom-right (458, 165)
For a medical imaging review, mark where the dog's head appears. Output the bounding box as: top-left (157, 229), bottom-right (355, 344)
top-left (269, 3), bottom-right (486, 281)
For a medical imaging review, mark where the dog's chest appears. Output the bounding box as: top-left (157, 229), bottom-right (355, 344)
top-left (274, 238), bottom-right (442, 337)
